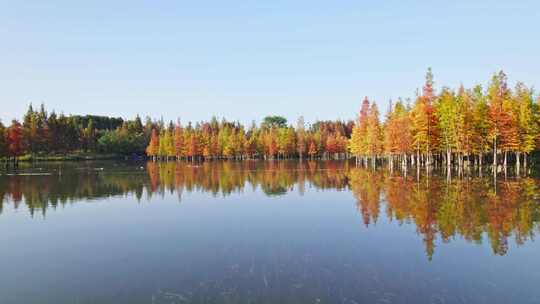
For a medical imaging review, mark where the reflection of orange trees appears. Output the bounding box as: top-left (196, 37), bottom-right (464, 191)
top-left (349, 169), bottom-right (382, 226)
top-left (350, 167), bottom-right (540, 258)
top-left (485, 180), bottom-right (534, 255)
top-left (1, 162), bottom-right (539, 258)
top-left (144, 161), bottom-right (350, 198)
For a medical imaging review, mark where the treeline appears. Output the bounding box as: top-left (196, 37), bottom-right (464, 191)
top-left (1, 69), bottom-right (539, 171)
top-left (146, 69), bottom-right (540, 172)
top-left (0, 104), bottom-right (151, 161)
top-left (145, 116), bottom-right (353, 161)
top-left (0, 105), bottom-right (354, 162)
top-left (350, 69), bottom-right (540, 174)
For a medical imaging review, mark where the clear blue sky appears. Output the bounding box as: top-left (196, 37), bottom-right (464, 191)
top-left (1, 0), bottom-right (539, 125)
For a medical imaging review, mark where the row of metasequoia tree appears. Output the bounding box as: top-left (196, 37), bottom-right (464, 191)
top-left (1, 69), bottom-right (539, 170)
top-left (145, 116), bottom-right (352, 161)
top-left (350, 69), bottom-right (539, 173)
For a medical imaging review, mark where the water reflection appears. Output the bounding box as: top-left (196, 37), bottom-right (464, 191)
top-left (146, 161), bottom-right (350, 198)
top-left (350, 169), bottom-right (540, 259)
top-left (1, 160), bottom-right (539, 259)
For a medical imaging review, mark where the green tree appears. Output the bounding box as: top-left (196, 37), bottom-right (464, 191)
top-left (455, 86), bottom-right (475, 163)
top-left (366, 103), bottom-right (383, 166)
top-left (471, 85), bottom-right (491, 167)
top-left (262, 116), bottom-right (287, 129)
top-left (436, 88), bottom-right (458, 167)
top-left (82, 119), bottom-right (97, 152)
top-left (22, 104), bottom-right (38, 155)
top-left (514, 82), bottom-right (538, 170)
top-left (174, 123), bottom-right (184, 159)
top-left (349, 97), bottom-right (370, 163)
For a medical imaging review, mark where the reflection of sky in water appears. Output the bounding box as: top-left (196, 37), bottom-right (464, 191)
top-left (0, 161), bottom-right (539, 304)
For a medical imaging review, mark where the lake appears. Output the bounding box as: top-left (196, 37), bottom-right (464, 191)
top-left (0, 160), bottom-right (539, 304)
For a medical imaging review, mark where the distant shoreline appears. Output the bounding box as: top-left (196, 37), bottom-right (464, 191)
top-left (2, 153), bottom-right (138, 163)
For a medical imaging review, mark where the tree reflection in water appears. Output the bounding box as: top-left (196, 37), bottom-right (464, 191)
top-left (0, 160), bottom-right (539, 259)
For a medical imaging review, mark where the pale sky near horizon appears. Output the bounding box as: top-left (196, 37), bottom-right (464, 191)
top-left (1, 1), bottom-right (539, 125)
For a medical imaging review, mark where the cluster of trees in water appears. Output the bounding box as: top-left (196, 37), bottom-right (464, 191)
top-left (144, 70), bottom-right (540, 175)
top-left (1, 70), bottom-right (539, 173)
top-left (145, 69), bottom-right (540, 175)
top-left (1, 161), bottom-right (538, 259)
top-left (351, 69), bottom-right (539, 174)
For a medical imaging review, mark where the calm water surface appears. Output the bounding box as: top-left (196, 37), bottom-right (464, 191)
top-left (0, 160), bottom-right (539, 304)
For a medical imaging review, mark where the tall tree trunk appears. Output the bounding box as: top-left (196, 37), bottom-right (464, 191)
top-left (516, 152), bottom-right (521, 176)
top-left (479, 153), bottom-right (483, 170)
top-left (492, 138), bottom-right (497, 168)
